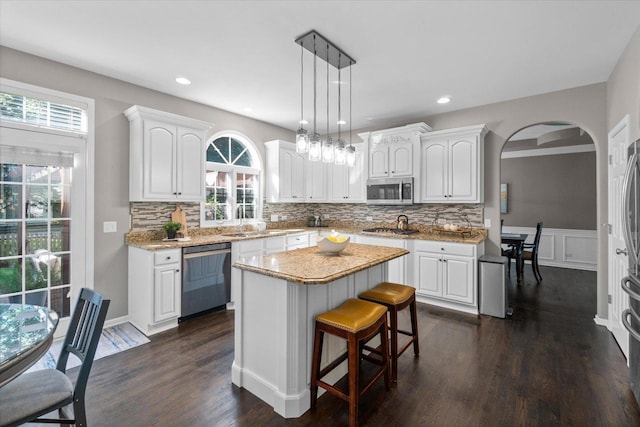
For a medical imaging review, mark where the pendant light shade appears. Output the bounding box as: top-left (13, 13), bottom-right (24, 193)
top-left (345, 144), bottom-right (356, 167)
top-left (308, 132), bottom-right (322, 161)
top-left (322, 138), bottom-right (334, 163)
top-left (296, 129), bottom-right (309, 153)
top-left (335, 140), bottom-right (346, 165)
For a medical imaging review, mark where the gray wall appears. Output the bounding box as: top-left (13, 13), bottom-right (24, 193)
top-left (0, 46), bottom-right (294, 319)
top-left (501, 151), bottom-right (597, 230)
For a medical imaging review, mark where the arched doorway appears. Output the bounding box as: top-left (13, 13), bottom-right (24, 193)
top-left (499, 122), bottom-right (598, 307)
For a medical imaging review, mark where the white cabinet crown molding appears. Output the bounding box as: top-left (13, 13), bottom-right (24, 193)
top-left (124, 105), bottom-right (213, 132)
top-left (358, 122), bottom-right (432, 145)
top-left (419, 123), bottom-right (488, 141)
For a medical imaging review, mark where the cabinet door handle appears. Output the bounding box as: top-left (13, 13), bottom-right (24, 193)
top-left (166, 256), bottom-right (171, 260)
top-left (176, 269), bottom-right (180, 273)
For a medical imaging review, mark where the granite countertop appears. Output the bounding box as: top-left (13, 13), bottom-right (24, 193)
top-left (233, 243), bottom-right (409, 285)
top-left (126, 225), bottom-right (487, 250)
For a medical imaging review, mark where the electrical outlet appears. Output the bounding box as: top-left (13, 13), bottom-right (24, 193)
top-left (281, 215), bottom-right (287, 220)
top-left (323, 214), bottom-right (329, 220)
top-left (270, 214), bottom-right (278, 222)
top-left (366, 216), bottom-right (373, 221)
top-left (484, 219), bottom-right (491, 228)
top-left (103, 221), bottom-right (117, 233)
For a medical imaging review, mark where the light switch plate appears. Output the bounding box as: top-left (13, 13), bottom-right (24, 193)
top-left (484, 219), bottom-right (491, 228)
top-left (103, 221), bottom-right (117, 233)
top-left (270, 214), bottom-right (278, 222)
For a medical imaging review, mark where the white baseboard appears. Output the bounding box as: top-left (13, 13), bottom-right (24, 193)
top-left (104, 315), bottom-right (130, 329)
top-left (593, 314), bottom-right (608, 327)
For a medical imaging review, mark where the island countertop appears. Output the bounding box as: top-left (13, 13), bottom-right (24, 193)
top-left (233, 243), bottom-right (409, 285)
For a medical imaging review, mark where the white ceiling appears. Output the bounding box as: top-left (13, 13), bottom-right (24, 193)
top-left (1, 1), bottom-right (639, 134)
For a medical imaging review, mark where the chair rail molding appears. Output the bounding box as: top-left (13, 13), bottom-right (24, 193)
top-left (502, 226), bottom-right (597, 271)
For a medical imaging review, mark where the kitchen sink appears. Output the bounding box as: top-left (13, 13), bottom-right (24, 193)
top-left (221, 232), bottom-right (259, 237)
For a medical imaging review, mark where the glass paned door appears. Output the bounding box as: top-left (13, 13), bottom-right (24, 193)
top-left (0, 163), bottom-right (72, 318)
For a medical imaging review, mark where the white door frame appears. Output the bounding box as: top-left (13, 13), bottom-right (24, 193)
top-left (608, 114), bottom-right (630, 359)
top-left (0, 78), bottom-right (95, 338)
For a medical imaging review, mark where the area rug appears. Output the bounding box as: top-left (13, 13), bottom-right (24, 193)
top-left (26, 322), bottom-right (150, 372)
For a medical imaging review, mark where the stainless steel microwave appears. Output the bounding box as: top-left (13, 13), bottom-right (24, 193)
top-left (366, 178), bottom-right (414, 205)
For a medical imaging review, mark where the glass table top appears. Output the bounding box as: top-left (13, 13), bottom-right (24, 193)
top-left (0, 304), bottom-right (59, 372)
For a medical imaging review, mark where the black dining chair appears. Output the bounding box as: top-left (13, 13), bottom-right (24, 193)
top-left (0, 288), bottom-right (110, 427)
top-left (500, 219), bottom-right (517, 272)
top-left (521, 222), bottom-right (544, 282)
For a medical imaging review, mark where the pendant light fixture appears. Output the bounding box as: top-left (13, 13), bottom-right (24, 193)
top-left (345, 64), bottom-right (356, 167)
top-left (334, 52), bottom-right (346, 165)
top-left (307, 34), bottom-right (322, 162)
top-left (295, 43), bottom-right (309, 153)
top-left (295, 30), bottom-right (356, 166)
top-left (322, 42), bottom-right (334, 163)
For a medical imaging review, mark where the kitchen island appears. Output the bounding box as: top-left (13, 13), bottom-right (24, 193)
top-left (232, 243), bottom-right (409, 418)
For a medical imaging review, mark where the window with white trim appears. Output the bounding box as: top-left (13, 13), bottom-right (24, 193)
top-left (0, 79), bottom-right (94, 339)
top-left (203, 135), bottom-right (261, 225)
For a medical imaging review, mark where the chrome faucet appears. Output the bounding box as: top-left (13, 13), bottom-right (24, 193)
top-left (315, 212), bottom-right (322, 227)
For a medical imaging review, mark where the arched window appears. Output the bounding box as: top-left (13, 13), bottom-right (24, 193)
top-left (202, 134), bottom-right (261, 225)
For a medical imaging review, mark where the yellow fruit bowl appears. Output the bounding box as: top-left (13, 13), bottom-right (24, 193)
top-left (316, 234), bottom-right (350, 254)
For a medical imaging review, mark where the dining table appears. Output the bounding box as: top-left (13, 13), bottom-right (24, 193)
top-left (0, 303), bottom-right (59, 388)
top-left (501, 233), bottom-right (528, 282)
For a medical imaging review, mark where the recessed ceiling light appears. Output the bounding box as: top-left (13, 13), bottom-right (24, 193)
top-left (299, 119), bottom-right (309, 125)
top-left (437, 96), bottom-right (451, 104)
top-left (175, 77), bottom-right (191, 85)
top-left (337, 119), bottom-right (347, 125)
top-left (243, 107), bottom-right (253, 113)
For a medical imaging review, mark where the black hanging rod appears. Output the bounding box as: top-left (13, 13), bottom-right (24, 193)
top-left (295, 30), bottom-right (356, 70)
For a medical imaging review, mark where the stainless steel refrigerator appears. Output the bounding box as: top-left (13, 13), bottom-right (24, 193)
top-left (622, 138), bottom-right (640, 406)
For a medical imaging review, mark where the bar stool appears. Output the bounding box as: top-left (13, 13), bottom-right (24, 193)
top-left (310, 298), bottom-right (391, 427)
top-left (359, 282), bottom-right (419, 384)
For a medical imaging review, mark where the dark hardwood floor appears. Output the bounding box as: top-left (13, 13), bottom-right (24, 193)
top-left (70, 265), bottom-right (639, 426)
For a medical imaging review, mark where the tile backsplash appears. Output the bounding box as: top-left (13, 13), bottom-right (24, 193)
top-left (130, 201), bottom-right (483, 232)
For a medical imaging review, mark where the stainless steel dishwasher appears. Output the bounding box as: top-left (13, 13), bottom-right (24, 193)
top-left (180, 242), bottom-right (231, 321)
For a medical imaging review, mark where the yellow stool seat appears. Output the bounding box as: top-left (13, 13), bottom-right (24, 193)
top-left (359, 281), bottom-right (415, 305)
top-left (359, 282), bottom-right (419, 385)
top-left (316, 298), bottom-right (387, 333)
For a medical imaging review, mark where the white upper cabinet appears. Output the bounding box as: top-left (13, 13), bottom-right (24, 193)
top-left (306, 159), bottom-right (327, 201)
top-left (359, 122), bottom-right (432, 179)
top-left (420, 124), bottom-right (487, 203)
top-left (125, 105), bottom-right (212, 202)
top-left (328, 144), bottom-right (365, 202)
top-left (265, 140), bottom-right (306, 202)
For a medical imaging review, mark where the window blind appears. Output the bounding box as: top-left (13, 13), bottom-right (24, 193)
top-left (0, 91), bottom-right (87, 134)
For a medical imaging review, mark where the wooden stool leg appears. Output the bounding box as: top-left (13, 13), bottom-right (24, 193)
top-left (380, 319), bottom-right (391, 391)
top-left (389, 307), bottom-right (399, 384)
top-left (348, 333), bottom-right (359, 427)
top-left (410, 297), bottom-right (420, 356)
top-left (310, 327), bottom-right (324, 410)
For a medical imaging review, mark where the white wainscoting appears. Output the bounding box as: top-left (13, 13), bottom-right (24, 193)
top-left (502, 226), bottom-right (597, 271)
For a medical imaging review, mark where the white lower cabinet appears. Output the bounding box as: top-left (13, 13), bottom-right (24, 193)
top-left (286, 232), bottom-right (309, 250)
top-left (129, 247), bottom-right (182, 336)
top-left (413, 240), bottom-right (484, 314)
